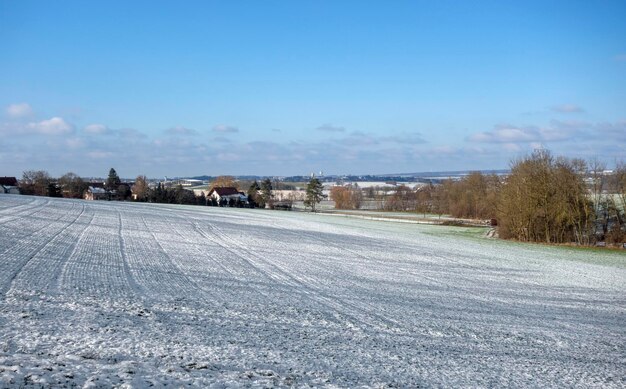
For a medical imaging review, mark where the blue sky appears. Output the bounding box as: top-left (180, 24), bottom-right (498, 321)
top-left (1, 1), bottom-right (625, 178)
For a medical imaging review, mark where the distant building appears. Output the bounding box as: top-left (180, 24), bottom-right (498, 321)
top-left (209, 187), bottom-right (247, 205)
top-left (179, 179), bottom-right (205, 187)
top-left (0, 177), bottom-right (18, 186)
top-left (0, 185), bottom-right (20, 194)
top-left (0, 177), bottom-right (19, 194)
top-left (273, 189), bottom-right (307, 202)
top-left (84, 186), bottom-right (109, 201)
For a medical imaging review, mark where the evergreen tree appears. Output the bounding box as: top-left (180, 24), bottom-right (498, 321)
top-left (197, 192), bottom-right (207, 206)
top-left (304, 176), bottom-right (324, 212)
top-left (47, 182), bottom-right (62, 198)
top-left (153, 183), bottom-right (165, 202)
top-left (174, 184), bottom-right (186, 204)
top-left (248, 181), bottom-right (261, 208)
top-left (105, 168), bottom-right (121, 191)
top-left (260, 178), bottom-right (273, 208)
top-left (118, 184), bottom-right (132, 200)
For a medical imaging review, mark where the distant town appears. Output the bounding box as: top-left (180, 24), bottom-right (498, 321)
top-left (2, 150), bottom-right (625, 249)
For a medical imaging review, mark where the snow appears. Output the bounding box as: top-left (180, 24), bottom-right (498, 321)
top-left (0, 195), bottom-right (625, 387)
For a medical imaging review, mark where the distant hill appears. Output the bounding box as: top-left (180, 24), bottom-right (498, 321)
top-left (180, 170), bottom-right (510, 183)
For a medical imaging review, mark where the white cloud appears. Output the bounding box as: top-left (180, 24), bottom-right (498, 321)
top-left (546, 120), bottom-right (590, 140)
top-left (154, 137), bottom-right (192, 148)
top-left (431, 145), bottom-right (457, 155)
top-left (65, 137), bottom-right (85, 149)
top-left (502, 143), bottom-right (522, 152)
top-left (551, 104), bottom-right (584, 113)
top-left (165, 126), bottom-right (198, 136)
top-left (27, 117), bottom-right (73, 135)
top-left (340, 132), bottom-right (379, 146)
top-left (117, 128), bottom-right (147, 139)
top-left (6, 103), bottom-right (34, 119)
top-left (212, 124), bottom-right (239, 133)
top-left (380, 132), bottom-right (426, 145)
top-left (84, 124), bottom-right (110, 135)
top-left (469, 126), bottom-right (539, 143)
top-left (87, 151), bottom-right (114, 159)
top-left (83, 124), bottom-right (145, 139)
top-left (2, 106), bottom-right (622, 177)
top-left (316, 123), bottom-right (345, 132)
top-left (460, 119), bottom-right (626, 168)
top-left (595, 120), bottom-right (626, 141)
top-left (216, 152), bottom-right (241, 161)
top-left (468, 121), bottom-right (591, 144)
top-left (336, 131), bottom-right (424, 147)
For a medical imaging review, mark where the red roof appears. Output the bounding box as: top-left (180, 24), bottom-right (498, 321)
top-left (0, 177), bottom-right (18, 186)
top-left (210, 187), bottom-right (240, 196)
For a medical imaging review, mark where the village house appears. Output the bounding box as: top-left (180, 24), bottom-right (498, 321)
top-left (208, 187), bottom-right (247, 205)
top-left (84, 186), bottom-right (109, 200)
top-left (0, 177), bottom-right (20, 194)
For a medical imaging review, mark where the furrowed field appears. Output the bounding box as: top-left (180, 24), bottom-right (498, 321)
top-left (0, 195), bottom-right (624, 387)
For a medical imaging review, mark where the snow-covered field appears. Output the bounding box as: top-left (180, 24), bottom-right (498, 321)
top-left (0, 195), bottom-right (624, 388)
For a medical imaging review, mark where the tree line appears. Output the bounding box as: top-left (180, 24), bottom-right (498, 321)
top-left (330, 150), bottom-right (625, 246)
top-left (14, 150), bottom-right (624, 245)
top-left (17, 169), bottom-right (201, 205)
top-left (20, 170), bottom-right (90, 198)
top-left (15, 169), bottom-right (326, 211)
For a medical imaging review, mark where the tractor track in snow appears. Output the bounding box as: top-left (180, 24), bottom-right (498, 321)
top-left (0, 201), bottom-right (85, 298)
top-left (0, 199), bottom-right (56, 254)
top-left (199, 220), bottom-right (405, 332)
top-left (0, 197), bottom-right (624, 388)
top-left (137, 214), bottom-right (224, 302)
top-left (54, 205), bottom-right (96, 294)
top-left (117, 211), bottom-right (144, 300)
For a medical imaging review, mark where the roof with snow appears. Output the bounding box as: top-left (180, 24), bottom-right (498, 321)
top-left (0, 177), bottom-right (18, 186)
top-left (210, 187), bottom-right (240, 196)
top-left (88, 186), bottom-right (107, 194)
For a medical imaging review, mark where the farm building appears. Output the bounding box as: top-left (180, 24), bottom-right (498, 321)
top-left (209, 187), bottom-right (247, 205)
top-left (84, 186), bottom-right (109, 201)
top-left (0, 177), bottom-right (19, 194)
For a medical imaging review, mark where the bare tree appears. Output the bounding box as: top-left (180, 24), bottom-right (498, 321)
top-left (330, 185), bottom-right (362, 210)
top-left (497, 150), bottom-right (591, 244)
top-left (438, 172), bottom-right (500, 219)
top-left (614, 161), bottom-right (626, 215)
top-left (606, 160), bottom-right (626, 244)
top-left (415, 184), bottom-right (434, 217)
top-left (588, 157), bottom-right (608, 238)
top-left (132, 175), bottom-right (150, 201)
top-left (384, 185), bottom-right (416, 211)
top-left (58, 172), bottom-right (88, 198)
top-left (209, 176), bottom-right (238, 191)
top-left (20, 170), bottom-right (51, 196)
